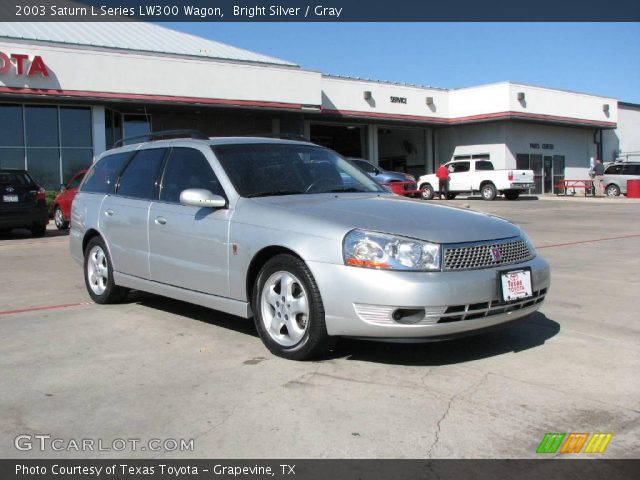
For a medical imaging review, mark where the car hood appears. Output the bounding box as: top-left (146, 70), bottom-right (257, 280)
top-left (376, 171), bottom-right (410, 182)
top-left (242, 194), bottom-right (520, 244)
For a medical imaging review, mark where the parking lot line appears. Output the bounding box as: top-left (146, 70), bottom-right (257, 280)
top-left (537, 233), bottom-right (640, 250)
top-left (0, 301), bottom-right (93, 316)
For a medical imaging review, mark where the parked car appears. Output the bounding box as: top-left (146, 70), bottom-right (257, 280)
top-left (602, 161), bottom-right (640, 196)
top-left (53, 170), bottom-right (87, 229)
top-left (349, 158), bottom-right (421, 197)
top-left (0, 169), bottom-right (48, 237)
top-left (418, 160), bottom-right (535, 200)
top-left (70, 134), bottom-right (550, 360)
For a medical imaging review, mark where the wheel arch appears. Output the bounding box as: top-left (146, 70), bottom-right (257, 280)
top-left (246, 245), bottom-right (305, 303)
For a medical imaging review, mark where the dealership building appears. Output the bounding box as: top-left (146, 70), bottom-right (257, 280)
top-left (1, 21), bottom-right (638, 191)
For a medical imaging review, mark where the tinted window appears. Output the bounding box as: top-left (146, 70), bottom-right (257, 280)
top-left (605, 164), bottom-right (623, 175)
top-left (81, 152), bottom-right (132, 194)
top-left (475, 161), bottom-right (494, 171)
top-left (0, 104), bottom-right (24, 146)
top-left (214, 144), bottom-right (383, 197)
top-left (622, 164), bottom-right (640, 176)
top-left (25, 106), bottom-right (59, 147)
top-left (117, 149), bottom-right (166, 199)
top-left (450, 162), bottom-right (470, 173)
top-left (353, 159), bottom-right (377, 174)
top-left (160, 148), bottom-right (223, 203)
top-left (60, 107), bottom-right (92, 148)
top-left (0, 171), bottom-right (32, 185)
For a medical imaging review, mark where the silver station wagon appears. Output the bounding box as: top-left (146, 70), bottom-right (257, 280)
top-left (70, 133), bottom-right (550, 360)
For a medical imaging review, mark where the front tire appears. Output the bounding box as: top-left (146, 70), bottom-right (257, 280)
top-left (253, 254), bottom-right (332, 360)
top-left (54, 206), bottom-right (69, 229)
top-left (481, 183), bottom-right (497, 201)
top-left (606, 184), bottom-right (620, 197)
top-left (83, 236), bottom-right (128, 304)
top-left (420, 184), bottom-right (435, 200)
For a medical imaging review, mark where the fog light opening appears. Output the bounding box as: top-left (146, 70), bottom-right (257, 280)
top-left (392, 308), bottom-right (425, 324)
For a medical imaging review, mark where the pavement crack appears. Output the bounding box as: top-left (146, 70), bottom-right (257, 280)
top-left (426, 373), bottom-right (489, 458)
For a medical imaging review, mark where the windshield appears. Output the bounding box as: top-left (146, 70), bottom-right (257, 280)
top-left (212, 144), bottom-right (386, 197)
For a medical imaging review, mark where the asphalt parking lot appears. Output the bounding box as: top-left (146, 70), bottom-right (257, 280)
top-left (1, 195), bottom-right (639, 459)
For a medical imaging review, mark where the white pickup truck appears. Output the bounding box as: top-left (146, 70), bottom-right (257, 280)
top-left (417, 159), bottom-right (535, 201)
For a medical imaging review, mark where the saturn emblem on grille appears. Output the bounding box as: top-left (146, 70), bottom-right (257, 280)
top-left (6, 187), bottom-right (14, 193)
top-left (490, 247), bottom-right (502, 262)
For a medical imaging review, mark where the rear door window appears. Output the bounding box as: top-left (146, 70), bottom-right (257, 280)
top-left (116, 148), bottom-right (167, 200)
top-left (450, 162), bottom-right (470, 173)
top-left (159, 148), bottom-right (224, 203)
top-left (475, 161), bottom-right (494, 171)
top-left (81, 152), bottom-right (132, 194)
top-left (622, 164), bottom-right (640, 176)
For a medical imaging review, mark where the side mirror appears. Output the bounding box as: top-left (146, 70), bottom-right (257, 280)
top-left (60, 184), bottom-right (67, 192)
top-left (179, 189), bottom-right (226, 208)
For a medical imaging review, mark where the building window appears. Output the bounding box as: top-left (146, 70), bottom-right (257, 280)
top-left (0, 104), bottom-right (93, 189)
top-left (454, 153), bottom-right (490, 161)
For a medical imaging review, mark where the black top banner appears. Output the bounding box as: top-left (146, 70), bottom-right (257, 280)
top-left (2, 0), bottom-right (640, 21)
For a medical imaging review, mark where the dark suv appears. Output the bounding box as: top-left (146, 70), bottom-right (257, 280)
top-left (0, 169), bottom-right (49, 237)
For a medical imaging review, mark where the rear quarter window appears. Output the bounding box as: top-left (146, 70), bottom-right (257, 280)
top-left (81, 152), bottom-right (133, 194)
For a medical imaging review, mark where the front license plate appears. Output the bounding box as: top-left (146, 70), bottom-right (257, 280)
top-left (3, 195), bottom-right (18, 202)
top-left (500, 269), bottom-right (532, 301)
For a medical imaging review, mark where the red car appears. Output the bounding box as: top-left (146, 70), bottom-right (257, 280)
top-left (53, 170), bottom-right (87, 230)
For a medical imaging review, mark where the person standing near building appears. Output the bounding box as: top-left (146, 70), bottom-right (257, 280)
top-left (591, 159), bottom-right (605, 196)
top-left (436, 164), bottom-right (450, 200)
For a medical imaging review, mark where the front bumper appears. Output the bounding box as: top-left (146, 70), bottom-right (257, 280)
top-left (307, 255), bottom-right (550, 338)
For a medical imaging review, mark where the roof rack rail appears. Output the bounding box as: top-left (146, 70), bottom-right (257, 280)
top-left (111, 129), bottom-right (209, 149)
top-left (235, 133), bottom-right (308, 141)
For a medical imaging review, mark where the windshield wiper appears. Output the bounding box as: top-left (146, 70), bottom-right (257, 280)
top-left (247, 190), bottom-right (305, 198)
top-left (327, 187), bottom-right (367, 193)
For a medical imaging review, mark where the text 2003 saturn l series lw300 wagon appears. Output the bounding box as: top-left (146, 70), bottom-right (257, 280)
top-left (70, 134), bottom-right (550, 360)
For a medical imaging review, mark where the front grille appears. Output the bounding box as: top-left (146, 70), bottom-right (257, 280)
top-left (437, 288), bottom-right (547, 323)
top-left (352, 288), bottom-right (547, 326)
top-left (443, 238), bottom-right (533, 271)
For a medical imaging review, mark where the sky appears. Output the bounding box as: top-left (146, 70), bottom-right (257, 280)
top-left (161, 22), bottom-right (640, 103)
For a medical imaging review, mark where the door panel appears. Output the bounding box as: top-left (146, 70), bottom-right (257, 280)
top-left (148, 203), bottom-right (230, 296)
top-left (530, 155), bottom-right (543, 194)
top-left (100, 195), bottom-right (151, 279)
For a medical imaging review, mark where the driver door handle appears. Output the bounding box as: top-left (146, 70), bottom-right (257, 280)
top-left (105, 209), bottom-right (114, 217)
top-left (155, 216), bottom-right (167, 225)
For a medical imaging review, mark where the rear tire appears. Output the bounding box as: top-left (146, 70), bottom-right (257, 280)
top-left (606, 184), bottom-right (620, 197)
top-left (253, 254), bottom-right (333, 360)
top-left (83, 236), bottom-right (128, 304)
top-left (31, 224), bottom-right (46, 237)
top-left (481, 183), bottom-right (497, 201)
top-left (420, 184), bottom-right (435, 200)
top-left (54, 206), bottom-right (69, 229)
top-left (504, 190), bottom-right (520, 200)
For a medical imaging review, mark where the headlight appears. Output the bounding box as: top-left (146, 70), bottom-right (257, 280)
top-left (343, 229), bottom-right (441, 271)
top-left (521, 231), bottom-right (537, 257)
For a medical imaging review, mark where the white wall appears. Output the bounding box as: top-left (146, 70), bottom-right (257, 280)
top-left (0, 40), bottom-right (321, 107)
top-left (321, 76), bottom-right (448, 119)
top-left (504, 123), bottom-right (597, 179)
top-left (603, 103), bottom-right (640, 162)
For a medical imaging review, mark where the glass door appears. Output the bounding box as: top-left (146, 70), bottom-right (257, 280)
top-left (530, 154), bottom-right (543, 194)
top-left (543, 156), bottom-right (553, 193)
top-left (552, 156), bottom-right (565, 194)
